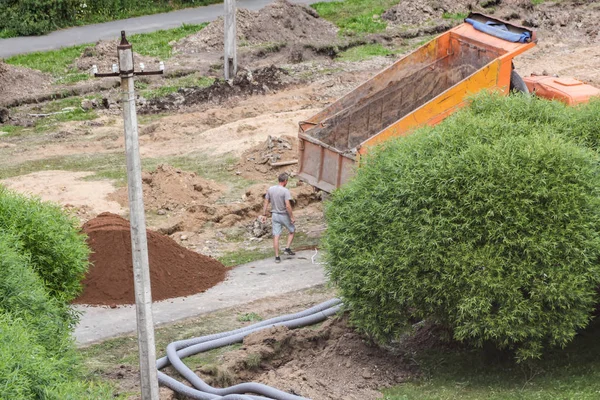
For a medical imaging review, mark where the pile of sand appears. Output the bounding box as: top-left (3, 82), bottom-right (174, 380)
top-left (74, 212), bottom-right (228, 306)
top-left (174, 0), bottom-right (338, 54)
top-left (237, 135), bottom-right (298, 180)
top-left (109, 164), bottom-right (225, 213)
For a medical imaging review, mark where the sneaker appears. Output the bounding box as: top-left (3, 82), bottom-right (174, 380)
top-left (275, 256), bottom-right (281, 263)
top-left (283, 248), bottom-right (295, 256)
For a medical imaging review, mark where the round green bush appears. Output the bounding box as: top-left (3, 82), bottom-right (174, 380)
top-left (0, 186), bottom-right (90, 304)
top-left (323, 95), bottom-right (600, 360)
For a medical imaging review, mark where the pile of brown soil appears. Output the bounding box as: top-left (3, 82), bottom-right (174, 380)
top-left (108, 164), bottom-right (225, 213)
top-left (0, 61), bottom-right (52, 107)
top-left (74, 212), bottom-right (228, 306)
top-left (74, 40), bottom-right (160, 73)
top-left (174, 0), bottom-right (338, 54)
top-left (199, 316), bottom-right (413, 400)
top-left (236, 135), bottom-right (298, 179)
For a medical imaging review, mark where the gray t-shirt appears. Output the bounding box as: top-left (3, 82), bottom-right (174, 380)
top-left (266, 185), bottom-right (292, 214)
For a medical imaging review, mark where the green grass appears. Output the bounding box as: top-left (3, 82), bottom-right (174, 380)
top-left (5, 44), bottom-right (93, 83)
top-left (384, 319), bottom-right (600, 399)
top-left (3, 23), bottom-right (207, 85)
top-left (217, 248), bottom-right (272, 267)
top-left (143, 75), bottom-right (214, 99)
top-left (128, 23), bottom-right (208, 59)
top-left (338, 43), bottom-right (394, 61)
top-left (237, 312), bottom-right (263, 322)
top-left (11, 97), bottom-right (100, 135)
top-left (442, 12), bottom-right (468, 20)
top-left (0, 125), bottom-right (28, 138)
top-left (312, 0), bottom-right (399, 35)
top-left (0, 153), bottom-right (124, 181)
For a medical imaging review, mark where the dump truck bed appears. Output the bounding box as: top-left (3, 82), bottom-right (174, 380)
top-left (298, 13), bottom-right (536, 192)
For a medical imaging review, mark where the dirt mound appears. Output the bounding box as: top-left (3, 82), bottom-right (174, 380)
top-left (140, 66), bottom-right (292, 113)
top-left (109, 164), bottom-right (225, 213)
top-left (503, 0), bottom-right (600, 42)
top-left (74, 40), bottom-right (160, 73)
top-left (198, 316), bottom-right (413, 400)
top-left (382, 0), bottom-right (474, 26)
top-left (236, 135), bottom-right (298, 180)
top-left (174, 0), bottom-right (338, 54)
top-left (74, 212), bottom-right (227, 306)
top-left (0, 61), bottom-right (53, 108)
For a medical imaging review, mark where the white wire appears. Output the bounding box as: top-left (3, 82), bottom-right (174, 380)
top-left (311, 248), bottom-right (327, 265)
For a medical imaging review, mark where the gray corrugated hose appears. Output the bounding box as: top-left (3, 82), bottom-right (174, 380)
top-left (157, 298), bottom-right (343, 400)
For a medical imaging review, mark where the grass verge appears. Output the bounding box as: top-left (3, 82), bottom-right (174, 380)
top-left (312, 0), bottom-right (399, 35)
top-left (128, 23), bottom-right (208, 59)
top-left (383, 318), bottom-right (600, 399)
top-left (4, 23), bottom-right (207, 84)
top-left (217, 248), bottom-right (272, 267)
top-left (0, 151), bottom-right (248, 189)
top-left (5, 44), bottom-right (94, 84)
top-left (337, 43), bottom-right (394, 61)
top-left (142, 75), bottom-right (214, 99)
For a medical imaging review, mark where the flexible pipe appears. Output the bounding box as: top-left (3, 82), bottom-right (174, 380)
top-left (157, 299), bottom-right (342, 400)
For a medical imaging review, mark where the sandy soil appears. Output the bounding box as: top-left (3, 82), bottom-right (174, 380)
top-left (0, 171), bottom-right (123, 217)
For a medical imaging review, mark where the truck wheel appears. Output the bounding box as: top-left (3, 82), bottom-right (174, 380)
top-left (510, 70), bottom-right (529, 94)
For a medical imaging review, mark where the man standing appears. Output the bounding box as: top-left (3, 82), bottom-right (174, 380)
top-left (260, 173), bottom-right (295, 263)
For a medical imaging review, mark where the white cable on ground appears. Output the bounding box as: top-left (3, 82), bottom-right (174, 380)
top-left (311, 249), bottom-right (327, 265)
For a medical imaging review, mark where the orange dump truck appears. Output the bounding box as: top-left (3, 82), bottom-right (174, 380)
top-left (297, 13), bottom-right (537, 193)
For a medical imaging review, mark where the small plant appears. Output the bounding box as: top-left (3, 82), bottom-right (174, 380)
top-left (338, 43), bottom-right (394, 61)
top-left (442, 12), bottom-right (468, 20)
top-left (244, 353), bottom-right (262, 370)
top-left (312, 0), bottom-right (399, 35)
top-left (237, 312), bottom-right (263, 322)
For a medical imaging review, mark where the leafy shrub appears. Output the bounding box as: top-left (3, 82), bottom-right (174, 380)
top-left (0, 187), bottom-right (90, 304)
top-left (0, 313), bottom-right (113, 400)
top-left (0, 0), bottom-right (220, 36)
top-left (0, 193), bottom-right (112, 399)
top-left (324, 94), bottom-right (600, 360)
top-left (0, 232), bottom-right (74, 355)
top-left (0, 0), bottom-right (79, 36)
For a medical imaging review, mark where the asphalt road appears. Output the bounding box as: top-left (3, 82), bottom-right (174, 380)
top-left (0, 0), bottom-right (331, 59)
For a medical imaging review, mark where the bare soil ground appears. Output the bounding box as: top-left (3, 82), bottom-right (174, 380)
top-left (1, 0), bottom-right (600, 398)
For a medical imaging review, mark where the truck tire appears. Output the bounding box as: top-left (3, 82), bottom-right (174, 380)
top-left (510, 70), bottom-right (529, 94)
